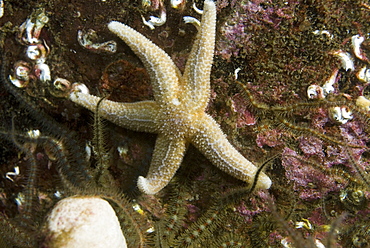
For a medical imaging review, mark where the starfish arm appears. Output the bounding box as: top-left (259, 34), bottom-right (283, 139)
top-left (108, 21), bottom-right (181, 107)
top-left (137, 134), bottom-right (187, 194)
top-left (182, 0), bottom-right (216, 111)
top-left (70, 91), bottom-right (160, 133)
top-left (191, 114), bottom-right (272, 189)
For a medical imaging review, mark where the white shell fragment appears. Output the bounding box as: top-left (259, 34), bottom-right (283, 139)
top-left (352, 34), bottom-right (367, 61)
top-left (307, 84), bottom-right (324, 99)
top-left (43, 196), bottom-right (127, 248)
top-left (15, 10), bottom-right (53, 87)
top-left (322, 69), bottom-right (338, 96)
top-left (77, 29), bottom-right (117, 54)
top-left (312, 30), bottom-right (333, 40)
top-left (27, 129), bottom-right (41, 138)
top-left (27, 45), bottom-right (42, 61)
top-left (356, 96), bottom-right (370, 112)
top-left (234, 67), bottom-right (241, 80)
top-left (5, 166), bottom-right (20, 182)
top-left (14, 61), bottom-right (31, 81)
top-left (35, 63), bottom-right (51, 83)
top-left (329, 106), bottom-right (353, 124)
top-left (315, 240), bottom-right (326, 248)
top-left (14, 192), bottom-right (25, 208)
top-left (171, 0), bottom-right (186, 9)
top-left (183, 16), bottom-right (200, 28)
top-left (332, 50), bottom-right (355, 71)
top-left (0, 0), bottom-right (4, 18)
top-left (19, 8), bottom-right (49, 44)
top-left (53, 78), bottom-right (71, 92)
top-left (142, 9), bottom-right (167, 30)
top-left (192, 2), bottom-right (204, 14)
top-left (357, 66), bottom-right (370, 83)
top-left (142, 0), bottom-right (152, 8)
top-left (9, 61), bottom-right (32, 88)
top-left (295, 218), bottom-right (313, 230)
top-left (15, 65), bottom-right (29, 81)
top-left (9, 75), bottom-right (25, 88)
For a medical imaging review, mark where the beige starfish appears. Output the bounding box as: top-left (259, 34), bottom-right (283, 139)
top-left (67, 0), bottom-right (271, 194)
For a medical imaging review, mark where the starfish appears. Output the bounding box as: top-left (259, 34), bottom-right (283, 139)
top-left (67, 0), bottom-right (272, 194)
